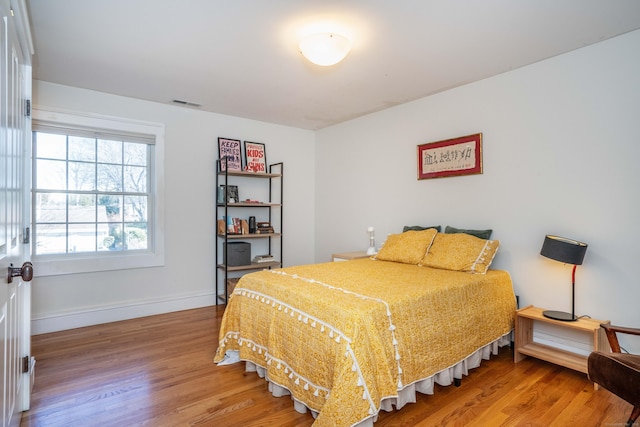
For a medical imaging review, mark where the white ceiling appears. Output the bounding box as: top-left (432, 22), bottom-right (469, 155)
top-left (27, 0), bottom-right (640, 130)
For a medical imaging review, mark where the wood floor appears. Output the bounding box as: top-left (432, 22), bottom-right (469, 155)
top-left (21, 306), bottom-right (632, 427)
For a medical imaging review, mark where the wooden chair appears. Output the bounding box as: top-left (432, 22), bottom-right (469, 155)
top-left (588, 324), bottom-right (640, 427)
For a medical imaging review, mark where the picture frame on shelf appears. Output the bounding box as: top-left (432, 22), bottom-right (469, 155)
top-left (417, 133), bottom-right (482, 180)
top-left (244, 141), bottom-right (267, 173)
top-left (218, 137), bottom-right (242, 171)
top-left (221, 185), bottom-right (239, 203)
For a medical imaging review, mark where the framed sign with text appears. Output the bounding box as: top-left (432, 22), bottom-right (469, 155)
top-left (244, 141), bottom-right (266, 173)
top-left (218, 137), bottom-right (242, 171)
top-left (417, 133), bottom-right (482, 180)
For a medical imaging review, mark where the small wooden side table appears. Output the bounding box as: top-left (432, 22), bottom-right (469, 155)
top-left (331, 251), bottom-right (371, 262)
top-left (514, 305), bottom-right (610, 389)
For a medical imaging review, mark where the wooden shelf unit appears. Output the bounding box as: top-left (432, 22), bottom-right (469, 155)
top-left (215, 162), bottom-right (283, 304)
top-left (217, 261), bottom-right (281, 272)
top-left (219, 233), bottom-right (281, 239)
top-left (514, 305), bottom-right (609, 388)
top-left (217, 202), bottom-right (282, 208)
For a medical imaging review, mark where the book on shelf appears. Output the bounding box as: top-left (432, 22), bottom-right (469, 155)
top-left (256, 221), bottom-right (274, 234)
top-left (253, 254), bottom-right (276, 263)
top-left (222, 216), bottom-right (249, 235)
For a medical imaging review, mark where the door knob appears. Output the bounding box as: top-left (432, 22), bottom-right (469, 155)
top-left (7, 262), bottom-right (33, 283)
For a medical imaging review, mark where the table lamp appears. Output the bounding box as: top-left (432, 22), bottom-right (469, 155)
top-left (366, 226), bottom-right (376, 255)
top-left (540, 235), bottom-right (588, 321)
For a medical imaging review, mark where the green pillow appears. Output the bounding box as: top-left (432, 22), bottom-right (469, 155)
top-left (403, 225), bottom-right (441, 232)
top-left (444, 225), bottom-right (492, 240)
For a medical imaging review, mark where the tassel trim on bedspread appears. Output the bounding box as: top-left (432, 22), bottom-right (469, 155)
top-left (269, 270), bottom-right (405, 389)
top-left (220, 288), bottom-right (382, 415)
top-left (219, 333), bottom-right (512, 426)
top-left (216, 268), bottom-right (511, 420)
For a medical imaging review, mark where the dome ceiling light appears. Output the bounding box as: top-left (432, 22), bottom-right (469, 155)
top-left (299, 32), bottom-right (352, 66)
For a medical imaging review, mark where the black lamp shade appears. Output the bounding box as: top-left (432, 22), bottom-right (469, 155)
top-left (540, 235), bottom-right (588, 265)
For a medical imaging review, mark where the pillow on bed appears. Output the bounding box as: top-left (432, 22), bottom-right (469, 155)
top-left (375, 229), bottom-right (438, 264)
top-left (444, 225), bottom-right (493, 240)
top-left (403, 225), bottom-right (441, 232)
top-left (420, 232), bottom-right (500, 274)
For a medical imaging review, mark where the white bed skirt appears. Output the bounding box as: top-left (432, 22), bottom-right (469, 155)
top-left (220, 332), bottom-right (512, 426)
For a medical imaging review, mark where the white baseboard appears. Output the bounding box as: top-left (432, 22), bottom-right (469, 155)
top-left (31, 292), bottom-right (218, 335)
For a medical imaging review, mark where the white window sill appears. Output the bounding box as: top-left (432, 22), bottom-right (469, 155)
top-left (33, 251), bottom-right (164, 277)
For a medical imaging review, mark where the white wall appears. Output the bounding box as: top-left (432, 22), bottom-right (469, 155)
top-left (315, 30), bottom-right (640, 353)
top-left (31, 81), bottom-right (316, 333)
top-left (31, 30), bottom-right (640, 355)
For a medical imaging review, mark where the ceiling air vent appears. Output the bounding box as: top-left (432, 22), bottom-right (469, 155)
top-left (172, 99), bottom-right (202, 107)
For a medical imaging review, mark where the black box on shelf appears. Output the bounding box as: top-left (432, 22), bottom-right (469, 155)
top-left (224, 242), bottom-right (251, 266)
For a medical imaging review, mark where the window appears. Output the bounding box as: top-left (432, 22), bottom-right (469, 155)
top-left (32, 108), bottom-right (164, 276)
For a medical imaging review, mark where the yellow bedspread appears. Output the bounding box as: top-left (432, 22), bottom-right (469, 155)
top-left (214, 259), bottom-right (516, 426)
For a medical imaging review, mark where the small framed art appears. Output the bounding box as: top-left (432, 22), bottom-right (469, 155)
top-left (219, 185), bottom-right (239, 203)
top-left (417, 133), bottom-right (482, 180)
top-left (218, 137), bottom-right (242, 171)
top-left (244, 141), bottom-right (266, 173)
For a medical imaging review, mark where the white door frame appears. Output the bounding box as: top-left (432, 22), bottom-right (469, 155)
top-left (0, 1), bottom-right (33, 426)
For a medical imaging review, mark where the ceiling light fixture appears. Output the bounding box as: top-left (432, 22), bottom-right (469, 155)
top-left (299, 32), bottom-right (352, 66)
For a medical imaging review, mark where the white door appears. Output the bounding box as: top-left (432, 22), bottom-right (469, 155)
top-left (0, 0), bottom-right (33, 426)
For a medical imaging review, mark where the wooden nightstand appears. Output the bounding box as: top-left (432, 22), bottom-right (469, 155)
top-left (331, 251), bottom-right (371, 262)
top-left (514, 305), bottom-right (609, 388)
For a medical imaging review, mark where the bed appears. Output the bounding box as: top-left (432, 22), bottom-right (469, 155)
top-left (214, 229), bottom-right (516, 426)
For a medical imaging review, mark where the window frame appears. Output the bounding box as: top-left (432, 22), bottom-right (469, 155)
top-left (32, 106), bottom-right (165, 276)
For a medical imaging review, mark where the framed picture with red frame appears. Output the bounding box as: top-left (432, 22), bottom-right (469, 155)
top-left (417, 133), bottom-right (482, 180)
